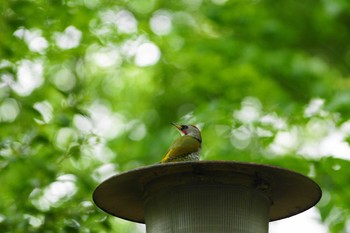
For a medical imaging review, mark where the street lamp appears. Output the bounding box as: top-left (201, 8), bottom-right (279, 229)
top-left (93, 161), bottom-right (322, 233)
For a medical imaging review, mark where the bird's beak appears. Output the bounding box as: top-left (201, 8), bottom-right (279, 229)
top-left (170, 123), bottom-right (182, 131)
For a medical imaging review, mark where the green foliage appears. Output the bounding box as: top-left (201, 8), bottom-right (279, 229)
top-left (1, 0), bottom-right (350, 232)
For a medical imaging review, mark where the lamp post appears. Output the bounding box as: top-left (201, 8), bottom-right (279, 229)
top-left (93, 161), bottom-right (322, 233)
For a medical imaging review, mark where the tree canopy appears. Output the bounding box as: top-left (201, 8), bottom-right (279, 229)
top-left (1, 0), bottom-right (350, 232)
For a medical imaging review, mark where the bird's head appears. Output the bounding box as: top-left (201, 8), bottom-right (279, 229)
top-left (171, 123), bottom-right (202, 142)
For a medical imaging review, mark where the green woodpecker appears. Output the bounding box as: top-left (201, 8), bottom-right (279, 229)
top-left (161, 123), bottom-right (202, 163)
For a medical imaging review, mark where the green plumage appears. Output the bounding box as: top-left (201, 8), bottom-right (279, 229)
top-left (161, 135), bottom-right (201, 163)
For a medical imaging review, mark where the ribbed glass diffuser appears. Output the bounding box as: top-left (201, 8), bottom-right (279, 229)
top-left (144, 184), bottom-right (270, 233)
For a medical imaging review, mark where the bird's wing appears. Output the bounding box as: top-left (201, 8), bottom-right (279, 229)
top-left (161, 136), bottom-right (201, 163)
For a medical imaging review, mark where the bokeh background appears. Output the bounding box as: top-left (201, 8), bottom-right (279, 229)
top-left (1, 0), bottom-right (350, 232)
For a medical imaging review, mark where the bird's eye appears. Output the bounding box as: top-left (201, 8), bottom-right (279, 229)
top-left (182, 125), bottom-right (188, 130)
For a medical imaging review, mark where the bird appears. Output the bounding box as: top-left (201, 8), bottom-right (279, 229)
top-left (161, 123), bottom-right (202, 163)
